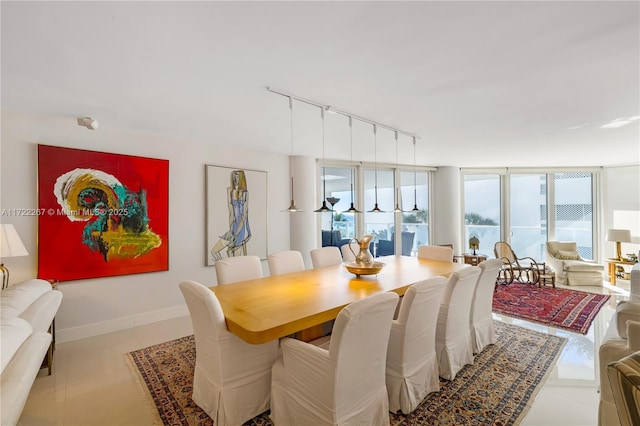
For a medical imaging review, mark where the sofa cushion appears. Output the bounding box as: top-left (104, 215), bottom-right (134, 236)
top-left (0, 279), bottom-right (52, 320)
top-left (556, 249), bottom-right (579, 260)
top-left (617, 302), bottom-right (640, 339)
top-left (0, 317), bottom-right (33, 374)
top-left (0, 331), bottom-right (52, 426)
top-left (19, 290), bottom-right (63, 333)
top-left (563, 260), bottom-right (604, 272)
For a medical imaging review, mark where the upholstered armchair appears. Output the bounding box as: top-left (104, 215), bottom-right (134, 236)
top-left (546, 241), bottom-right (604, 286)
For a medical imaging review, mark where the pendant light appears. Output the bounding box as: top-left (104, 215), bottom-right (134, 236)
top-left (393, 131), bottom-right (402, 213)
top-left (368, 124), bottom-right (384, 213)
top-left (315, 106), bottom-right (331, 213)
top-left (411, 137), bottom-right (420, 212)
top-left (345, 116), bottom-right (362, 214)
top-left (283, 96), bottom-right (303, 212)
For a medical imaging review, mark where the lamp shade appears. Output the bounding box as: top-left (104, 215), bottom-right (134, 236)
top-left (606, 229), bottom-right (631, 243)
top-left (469, 236), bottom-right (480, 250)
top-left (0, 224), bottom-right (29, 258)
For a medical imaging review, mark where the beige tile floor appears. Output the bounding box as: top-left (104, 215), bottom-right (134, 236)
top-left (19, 280), bottom-right (630, 426)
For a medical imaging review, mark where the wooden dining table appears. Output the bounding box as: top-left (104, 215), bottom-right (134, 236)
top-left (210, 255), bottom-right (468, 344)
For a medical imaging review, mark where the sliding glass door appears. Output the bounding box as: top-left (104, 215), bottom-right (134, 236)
top-left (321, 166), bottom-right (356, 243)
top-left (364, 168), bottom-right (394, 256)
top-left (553, 172), bottom-right (594, 259)
top-left (319, 162), bottom-right (432, 256)
top-left (463, 169), bottom-right (597, 263)
top-left (510, 174), bottom-right (547, 260)
top-left (400, 170), bottom-right (428, 256)
top-left (464, 174), bottom-right (501, 258)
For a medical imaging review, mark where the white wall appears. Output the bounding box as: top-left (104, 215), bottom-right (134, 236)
top-left (603, 165), bottom-right (640, 259)
top-left (1, 110), bottom-right (291, 342)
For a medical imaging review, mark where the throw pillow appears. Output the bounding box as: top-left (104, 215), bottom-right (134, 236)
top-left (556, 249), bottom-right (579, 260)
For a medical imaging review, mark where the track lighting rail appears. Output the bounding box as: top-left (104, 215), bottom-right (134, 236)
top-left (267, 87), bottom-right (419, 140)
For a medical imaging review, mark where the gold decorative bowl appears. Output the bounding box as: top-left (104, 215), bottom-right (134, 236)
top-left (344, 261), bottom-right (385, 277)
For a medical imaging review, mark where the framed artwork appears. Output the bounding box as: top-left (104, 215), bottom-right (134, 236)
top-left (206, 165), bottom-right (267, 266)
top-left (37, 144), bottom-right (169, 281)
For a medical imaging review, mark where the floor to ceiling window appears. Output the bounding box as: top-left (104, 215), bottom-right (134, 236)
top-left (320, 166), bottom-right (357, 242)
top-left (364, 168), bottom-right (395, 256)
top-left (462, 169), bottom-right (598, 262)
top-left (400, 170), bottom-right (429, 256)
top-left (510, 173), bottom-right (547, 260)
top-left (320, 163), bottom-right (431, 256)
top-left (463, 174), bottom-right (502, 258)
top-left (553, 172), bottom-right (595, 259)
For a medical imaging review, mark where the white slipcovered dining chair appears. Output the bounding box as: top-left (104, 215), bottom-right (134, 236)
top-left (470, 259), bottom-right (503, 354)
top-left (268, 250), bottom-right (305, 275)
top-left (310, 246), bottom-right (343, 268)
top-left (386, 277), bottom-right (447, 414)
top-left (270, 291), bottom-right (399, 426)
top-left (179, 280), bottom-right (279, 426)
top-left (214, 255), bottom-right (263, 285)
top-left (435, 266), bottom-right (482, 380)
top-left (417, 245), bottom-right (454, 262)
top-left (340, 241), bottom-right (359, 262)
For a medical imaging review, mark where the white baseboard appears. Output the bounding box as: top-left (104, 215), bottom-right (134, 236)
top-left (56, 305), bottom-right (189, 343)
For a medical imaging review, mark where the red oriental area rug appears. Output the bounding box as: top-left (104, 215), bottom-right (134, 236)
top-left (493, 283), bottom-right (610, 335)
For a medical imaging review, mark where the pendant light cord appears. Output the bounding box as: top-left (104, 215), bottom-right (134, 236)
top-left (289, 97), bottom-right (294, 200)
top-left (413, 136), bottom-right (419, 211)
top-left (394, 131), bottom-right (401, 212)
top-left (374, 124), bottom-right (378, 204)
top-left (350, 116), bottom-right (355, 202)
top-left (321, 107), bottom-right (326, 200)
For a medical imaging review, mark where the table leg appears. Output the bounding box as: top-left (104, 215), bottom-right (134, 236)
top-left (609, 262), bottom-right (617, 285)
top-left (297, 324), bottom-right (325, 342)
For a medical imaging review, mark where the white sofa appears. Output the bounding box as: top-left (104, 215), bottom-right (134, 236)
top-left (1, 279), bottom-right (63, 426)
top-left (546, 241), bottom-right (605, 286)
top-left (598, 301), bottom-right (640, 426)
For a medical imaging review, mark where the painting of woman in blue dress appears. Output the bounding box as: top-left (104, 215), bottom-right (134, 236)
top-left (211, 170), bottom-right (251, 261)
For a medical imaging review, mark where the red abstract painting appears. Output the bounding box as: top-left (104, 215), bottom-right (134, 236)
top-left (37, 145), bottom-right (169, 281)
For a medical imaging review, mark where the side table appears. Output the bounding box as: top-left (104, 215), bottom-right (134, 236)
top-left (605, 259), bottom-right (638, 285)
top-left (463, 253), bottom-right (488, 266)
top-left (538, 268), bottom-right (556, 288)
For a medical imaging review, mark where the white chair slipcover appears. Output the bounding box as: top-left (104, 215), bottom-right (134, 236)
top-left (179, 280), bottom-right (279, 426)
top-left (386, 277), bottom-right (447, 414)
top-left (268, 250), bottom-right (305, 275)
top-left (214, 255), bottom-right (263, 285)
top-left (435, 266), bottom-right (482, 380)
top-left (470, 259), bottom-right (503, 354)
top-left (417, 245), bottom-right (454, 262)
top-left (310, 246), bottom-right (343, 268)
top-left (270, 291), bottom-right (399, 426)
top-left (340, 241), bottom-right (359, 262)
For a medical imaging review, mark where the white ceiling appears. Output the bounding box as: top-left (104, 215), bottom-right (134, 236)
top-left (2, 1), bottom-right (639, 168)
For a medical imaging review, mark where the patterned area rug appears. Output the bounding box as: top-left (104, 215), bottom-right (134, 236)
top-left (127, 321), bottom-right (566, 426)
top-left (493, 282), bottom-right (610, 335)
